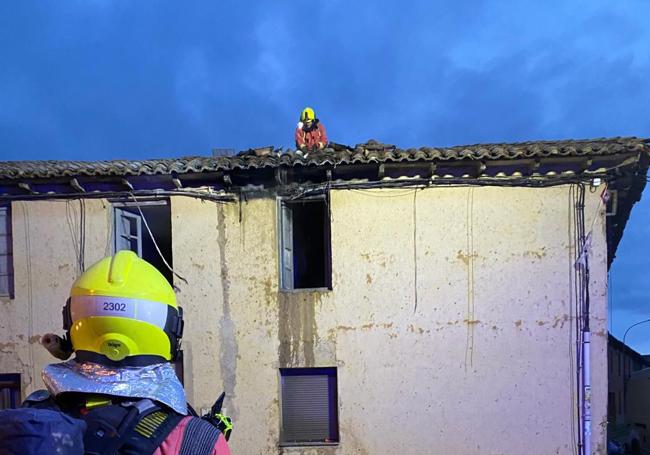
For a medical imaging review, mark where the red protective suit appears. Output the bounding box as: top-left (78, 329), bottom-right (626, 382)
top-left (295, 120), bottom-right (328, 151)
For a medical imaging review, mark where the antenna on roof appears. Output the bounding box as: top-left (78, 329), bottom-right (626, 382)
top-left (212, 148), bottom-right (235, 157)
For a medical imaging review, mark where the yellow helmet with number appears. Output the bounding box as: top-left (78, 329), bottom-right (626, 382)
top-left (62, 250), bottom-right (183, 366)
top-left (300, 107), bottom-right (316, 122)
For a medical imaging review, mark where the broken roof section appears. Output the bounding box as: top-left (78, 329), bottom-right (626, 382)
top-left (0, 136), bottom-right (648, 266)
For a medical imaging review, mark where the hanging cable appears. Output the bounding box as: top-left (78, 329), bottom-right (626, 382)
top-left (567, 185), bottom-right (578, 455)
top-left (572, 183), bottom-right (593, 455)
top-left (570, 184), bottom-right (583, 453)
top-left (129, 194), bottom-right (188, 285)
top-left (412, 189), bottom-right (419, 314)
top-left (79, 199), bottom-right (86, 272)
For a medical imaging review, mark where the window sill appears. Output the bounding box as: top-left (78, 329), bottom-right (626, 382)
top-left (280, 287), bottom-right (332, 294)
top-left (279, 442), bottom-right (339, 448)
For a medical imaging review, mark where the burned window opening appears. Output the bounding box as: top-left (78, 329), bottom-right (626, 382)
top-left (279, 197), bottom-right (332, 291)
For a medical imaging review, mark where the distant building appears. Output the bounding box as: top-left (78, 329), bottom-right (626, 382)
top-left (608, 334), bottom-right (650, 423)
top-left (0, 137), bottom-right (648, 454)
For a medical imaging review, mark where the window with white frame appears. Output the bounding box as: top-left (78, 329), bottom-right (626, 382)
top-left (278, 196), bottom-right (332, 290)
top-left (0, 205), bottom-right (14, 298)
top-left (280, 367), bottom-right (339, 446)
top-left (113, 200), bottom-right (173, 285)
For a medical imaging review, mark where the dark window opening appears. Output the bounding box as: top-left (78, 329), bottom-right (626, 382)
top-left (114, 201), bottom-right (173, 285)
top-left (280, 367), bottom-right (339, 446)
top-left (0, 374), bottom-right (21, 409)
top-left (279, 198), bottom-right (331, 290)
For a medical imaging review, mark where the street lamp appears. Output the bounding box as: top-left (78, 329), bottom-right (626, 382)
top-left (623, 318), bottom-right (650, 346)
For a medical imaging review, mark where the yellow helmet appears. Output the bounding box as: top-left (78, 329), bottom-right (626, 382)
top-left (300, 107), bottom-right (315, 122)
top-left (62, 251), bottom-right (183, 366)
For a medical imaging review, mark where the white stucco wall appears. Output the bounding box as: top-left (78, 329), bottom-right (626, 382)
top-left (170, 185), bottom-right (608, 454)
top-left (0, 200), bottom-right (110, 393)
top-left (0, 184), bottom-right (608, 454)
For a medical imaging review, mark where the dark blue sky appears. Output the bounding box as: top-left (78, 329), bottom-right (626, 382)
top-left (1, 2), bottom-right (648, 350)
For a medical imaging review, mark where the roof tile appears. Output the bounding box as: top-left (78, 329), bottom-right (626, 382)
top-left (0, 137), bottom-right (647, 180)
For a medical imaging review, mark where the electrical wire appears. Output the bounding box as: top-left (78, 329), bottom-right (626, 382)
top-left (576, 184), bottom-right (584, 454)
top-left (571, 184), bottom-right (584, 453)
top-left (65, 201), bottom-right (81, 272)
top-left (464, 187), bottom-right (476, 371)
top-left (572, 183), bottom-right (594, 455)
top-left (289, 173), bottom-right (610, 200)
top-left (0, 189), bottom-right (234, 204)
top-left (21, 202), bottom-right (36, 391)
top-left (79, 199), bottom-right (86, 272)
top-left (412, 189), bottom-right (418, 314)
top-left (351, 188), bottom-right (420, 198)
top-left (129, 193), bottom-right (188, 285)
top-left (567, 185), bottom-right (578, 455)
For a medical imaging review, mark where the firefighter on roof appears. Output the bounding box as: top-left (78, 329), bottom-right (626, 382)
top-left (295, 107), bottom-right (328, 154)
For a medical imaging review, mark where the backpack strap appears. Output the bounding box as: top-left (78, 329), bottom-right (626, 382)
top-left (80, 398), bottom-right (182, 455)
top-left (23, 392), bottom-right (184, 455)
top-left (121, 406), bottom-right (183, 455)
top-left (82, 402), bottom-right (139, 455)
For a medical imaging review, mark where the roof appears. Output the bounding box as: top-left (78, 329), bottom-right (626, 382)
top-left (0, 137), bottom-right (647, 179)
top-left (609, 334), bottom-right (650, 362)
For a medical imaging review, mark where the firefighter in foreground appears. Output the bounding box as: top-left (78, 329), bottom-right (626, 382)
top-left (294, 106), bottom-right (328, 155)
top-left (0, 251), bottom-right (231, 454)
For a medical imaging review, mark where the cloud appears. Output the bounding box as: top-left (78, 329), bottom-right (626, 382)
top-left (1, 0), bottom-right (649, 158)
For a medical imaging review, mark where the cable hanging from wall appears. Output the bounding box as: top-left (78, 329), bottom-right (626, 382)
top-left (129, 193), bottom-right (188, 286)
top-left (571, 183), bottom-right (595, 455)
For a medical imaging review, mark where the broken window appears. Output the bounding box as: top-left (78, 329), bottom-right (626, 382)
top-left (114, 200), bottom-right (174, 285)
top-left (0, 205), bottom-right (13, 298)
top-left (0, 373), bottom-right (20, 409)
top-left (279, 367), bottom-right (339, 446)
top-left (278, 197), bottom-right (331, 290)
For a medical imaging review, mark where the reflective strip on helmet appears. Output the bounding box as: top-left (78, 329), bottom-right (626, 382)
top-left (70, 295), bottom-right (169, 329)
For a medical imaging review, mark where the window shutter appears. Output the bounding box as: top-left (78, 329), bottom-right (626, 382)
top-left (114, 208), bottom-right (142, 257)
top-left (279, 202), bottom-right (294, 289)
top-left (0, 207), bottom-right (12, 297)
top-left (281, 374), bottom-right (330, 443)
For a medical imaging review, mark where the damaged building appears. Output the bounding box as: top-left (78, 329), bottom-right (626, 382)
top-left (0, 137), bottom-right (648, 454)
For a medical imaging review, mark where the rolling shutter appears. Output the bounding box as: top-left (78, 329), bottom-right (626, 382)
top-left (281, 373), bottom-right (331, 443)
